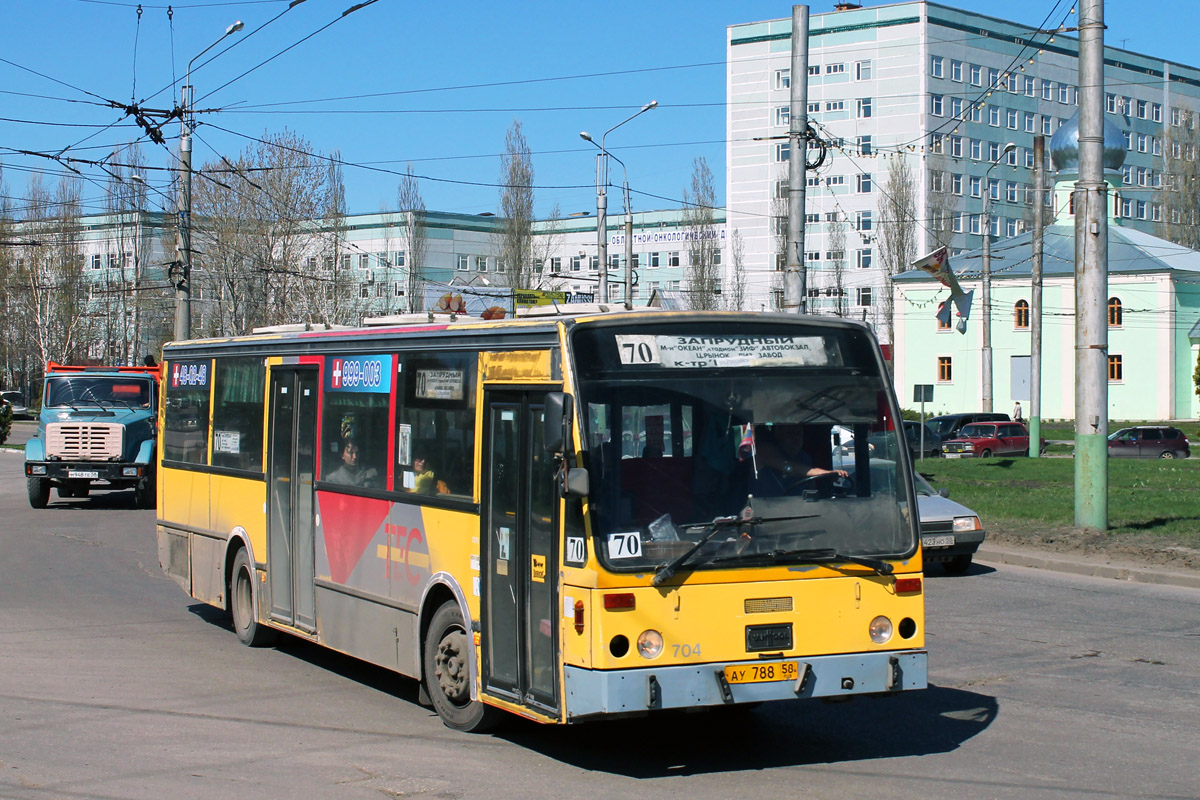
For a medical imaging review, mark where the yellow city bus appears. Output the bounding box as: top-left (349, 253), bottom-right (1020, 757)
top-left (156, 309), bottom-right (926, 730)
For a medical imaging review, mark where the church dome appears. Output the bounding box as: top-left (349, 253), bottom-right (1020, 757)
top-left (1050, 112), bottom-right (1127, 173)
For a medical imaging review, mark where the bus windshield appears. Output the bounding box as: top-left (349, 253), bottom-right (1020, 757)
top-left (571, 321), bottom-right (915, 575)
top-left (45, 376), bottom-right (154, 410)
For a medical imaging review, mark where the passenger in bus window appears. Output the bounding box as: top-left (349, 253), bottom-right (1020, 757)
top-left (326, 437), bottom-right (378, 488)
top-left (411, 453), bottom-right (445, 495)
top-left (751, 423), bottom-right (848, 496)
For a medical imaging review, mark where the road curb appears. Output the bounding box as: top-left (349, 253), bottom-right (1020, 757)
top-left (976, 546), bottom-right (1200, 590)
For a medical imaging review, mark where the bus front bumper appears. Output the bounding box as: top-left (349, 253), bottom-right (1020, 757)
top-left (563, 650), bottom-right (927, 721)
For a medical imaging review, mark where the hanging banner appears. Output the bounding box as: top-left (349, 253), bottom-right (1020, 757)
top-left (912, 246), bottom-right (973, 334)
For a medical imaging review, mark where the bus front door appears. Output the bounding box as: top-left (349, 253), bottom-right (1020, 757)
top-left (267, 367), bottom-right (318, 633)
top-left (482, 390), bottom-right (559, 716)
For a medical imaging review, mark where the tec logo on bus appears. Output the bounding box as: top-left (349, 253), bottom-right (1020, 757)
top-left (326, 355), bottom-right (391, 394)
top-left (170, 362), bottom-right (209, 388)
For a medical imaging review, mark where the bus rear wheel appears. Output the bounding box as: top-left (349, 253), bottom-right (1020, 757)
top-left (423, 601), bottom-right (500, 732)
top-left (231, 548), bottom-right (276, 647)
top-left (27, 477), bottom-right (50, 509)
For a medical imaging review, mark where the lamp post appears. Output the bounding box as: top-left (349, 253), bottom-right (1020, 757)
top-left (175, 20), bottom-right (244, 341)
top-left (580, 100), bottom-right (656, 304)
top-left (981, 141), bottom-right (1016, 412)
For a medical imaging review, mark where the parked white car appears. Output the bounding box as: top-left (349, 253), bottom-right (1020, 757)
top-left (914, 472), bottom-right (985, 574)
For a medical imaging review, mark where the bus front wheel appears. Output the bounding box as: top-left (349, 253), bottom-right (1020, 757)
top-left (231, 548), bottom-right (276, 647)
top-left (423, 601), bottom-right (500, 733)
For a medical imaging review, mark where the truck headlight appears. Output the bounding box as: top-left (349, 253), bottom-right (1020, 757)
top-left (30, 465), bottom-right (47, 475)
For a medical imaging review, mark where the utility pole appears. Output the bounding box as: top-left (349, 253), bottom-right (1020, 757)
top-left (785, 4), bottom-right (809, 313)
top-left (1030, 135), bottom-right (1045, 457)
top-left (595, 151), bottom-right (608, 304)
top-left (1074, 0), bottom-right (1108, 529)
top-left (174, 82), bottom-right (193, 342)
top-left (623, 178), bottom-right (634, 308)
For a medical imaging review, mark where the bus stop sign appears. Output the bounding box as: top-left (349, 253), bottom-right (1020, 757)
top-left (913, 385), bottom-right (933, 403)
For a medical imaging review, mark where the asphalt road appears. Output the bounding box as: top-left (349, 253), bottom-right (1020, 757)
top-left (1, 452), bottom-right (1197, 800)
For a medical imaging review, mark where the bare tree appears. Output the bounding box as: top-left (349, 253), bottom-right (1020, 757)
top-left (397, 163), bottom-right (429, 311)
top-left (769, 169), bottom-right (789, 310)
top-left (1159, 106), bottom-right (1200, 250)
top-left (876, 154), bottom-right (919, 345)
top-left (926, 160), bottom-right (956, 252)
top-left (300, 152), bottom-right (367, 327)
top-left (682, 156), bottom-right (720, 310)
top-left (496, 120), bottom-right (538, 290)
top-left (727, 227), bottom-right (747, 311)
top-left (829, 216), bottom-right (847, 317)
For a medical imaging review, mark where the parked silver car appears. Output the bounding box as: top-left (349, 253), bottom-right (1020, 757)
top-left (1, 391), bottom-right (29, 419)
top-left (915, 472), bottom-right (985, 574)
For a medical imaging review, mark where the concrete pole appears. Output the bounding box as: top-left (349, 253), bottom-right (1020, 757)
top-left (595, 152), bottom-right (608, 304)
top-left (785, 5), bottom-right (809, 313)
top-left (174, 83), bottom-right (192, 341)
top-left (623, 180), bottom-right (634, 308)
top-left (1030, 135), bottom-right (1045, 457)
top-left (981, 197), bottom-right (992, 412)
top-left (1074, 0), bottom-right (1108, 529)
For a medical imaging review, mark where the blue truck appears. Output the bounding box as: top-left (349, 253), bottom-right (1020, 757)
top-left (25, 362), bottom-right (161, 509)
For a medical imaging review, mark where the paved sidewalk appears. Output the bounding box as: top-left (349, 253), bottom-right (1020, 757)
top-left (977, 544), bottom-right (1200, 590)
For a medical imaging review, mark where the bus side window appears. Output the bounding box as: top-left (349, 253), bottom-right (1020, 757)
top-left (397, 352), bottom-right (478, 501)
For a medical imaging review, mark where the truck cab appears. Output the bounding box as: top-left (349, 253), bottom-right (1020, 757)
top-left (24, 362), bottom-right (161, 509)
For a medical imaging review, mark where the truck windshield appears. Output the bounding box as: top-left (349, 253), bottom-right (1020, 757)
top-left (45, 377), bottom-right (154, 409)
top-left (571, 320), bottom-right (916, 576)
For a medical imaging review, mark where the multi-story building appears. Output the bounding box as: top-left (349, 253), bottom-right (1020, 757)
top-left (726, 0), bottom-right (1200, 338)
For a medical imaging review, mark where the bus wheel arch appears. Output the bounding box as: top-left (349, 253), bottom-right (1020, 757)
top-left (419, 585), bottom-right (499, 732)
top-left (228, 541), bottom-right (276, 647)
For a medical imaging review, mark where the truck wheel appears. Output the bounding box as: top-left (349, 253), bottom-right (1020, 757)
top-left (230, 548), bottom-right (277, 647)
top-left (27, 477), bottom-right (50, 509)
top-left (423, 601), bottom-right (501, 732)
top-left (134, 468), bottom-right (156, 509)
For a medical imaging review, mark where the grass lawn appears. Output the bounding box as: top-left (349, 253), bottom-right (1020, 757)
top-left (915, 455), bottom-right (1200, 541)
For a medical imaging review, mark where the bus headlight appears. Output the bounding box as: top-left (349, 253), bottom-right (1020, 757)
top-left (636, 630), bottom-right (663, 659)
top-left (869, 615), bottom-right (893, 644)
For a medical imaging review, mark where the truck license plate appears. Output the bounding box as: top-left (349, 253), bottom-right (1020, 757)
top-left (724, 661), bottom-right (799, 684)
top-left (69, 470), bottom-right (99, 479)
top-left (922, 535), bottom-right (955, 548)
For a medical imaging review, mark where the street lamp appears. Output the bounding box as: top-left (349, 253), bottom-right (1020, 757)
top-left (175, 20), bottom-right (244, 341)
top-left (981, 141), bottom-right (1017, 412)
top-left (580, 100), bottom-right (656, 304)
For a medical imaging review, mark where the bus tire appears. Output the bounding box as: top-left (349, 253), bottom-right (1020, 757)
top-left (231, 548), bottom-right (277, 647)
top-left (27, 477), bottom-right (50, 509)
top-left (424, 601), bottom-right (501, 733)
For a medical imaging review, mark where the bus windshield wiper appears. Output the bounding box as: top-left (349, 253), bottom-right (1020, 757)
top-left (760, 547), bottom-right (894, 575)
top-left (652, 511), bottom-right (819, 586)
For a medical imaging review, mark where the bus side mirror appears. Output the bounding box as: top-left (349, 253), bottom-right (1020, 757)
top-left (544, 392), bottom-right (572, 455)
top-left (563, 466), bottom-right (589, 498)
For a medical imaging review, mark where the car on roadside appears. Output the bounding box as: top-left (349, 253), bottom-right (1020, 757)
top-left (2, 391), bottom-right (29, 419)
top-left (903, 420), bottom-right (943, 458)
top-left (927, 411), bottom-right (1010, 442)
top-left (915, 472), bottom-right (985, 574)
top-left (1107, 426), bottom-right (1190, 459)
top-left (941, 420), bottom-right (1041, 458)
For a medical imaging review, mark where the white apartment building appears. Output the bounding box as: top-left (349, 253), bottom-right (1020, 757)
top-left (726, 0), bottom-right (1200, 339)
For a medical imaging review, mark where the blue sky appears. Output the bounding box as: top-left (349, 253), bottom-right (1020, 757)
top-left (1, 0), bottom-right (1192, 220)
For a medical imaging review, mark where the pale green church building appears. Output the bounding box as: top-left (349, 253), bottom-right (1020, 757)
top-left (892, 113), bottom-right (1200, 422)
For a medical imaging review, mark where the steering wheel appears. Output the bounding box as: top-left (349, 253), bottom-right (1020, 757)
top-left (830, 473), bottom-right (855, 497)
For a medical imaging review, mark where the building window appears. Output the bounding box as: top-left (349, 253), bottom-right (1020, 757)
top-left (857, 97), bottom-right (872, 118)
top-left (856, 287), bottom-right (873, 307)
top-left (1014, 300), bottom-right (1030, 329)
top-left (359, 254), bottom-right (370, 270)
top-left (1152, 103), bottom-right (1162, 123)
top-left (988, 105), bottom-right (1001, 126)
top-left (938, 356), bottom-right (953, 382)
top-left (549, 256), bottom-right (561, 274)
top-left (988, 68), bottom-right (999, 87)
top-left (1042, 80), bottom-right (1053, 100)
top-left (569, 255), bottom-right (582, 272)
top-left (774, 142), bottom-right (790, 162)
top-left (1024, 76), bottom-right (1035, 96)
top-left (476, 255), bottom-right (488, 271)
top-left (950, 97), bottom-right (964, 120)
top-left (952, 174), bottom-right (963, 195)
top-left (856, 249), bottom-right (872, 269)
top-left (855, 211), bottom-right (872, 231)
top-left (950, 135), bottom-right (963, 157)
top-left (394, 282), bottom-right (405, 297)
top-left (394, 251), bottom-right (405, 267)
top-left (857, 135), bottom-right (872, 156)
top-left (589, 256), bottom-right (599, 271)
top-left (1059, 84), bottom-right (1071, 104)
top-left (341, 255), bottom-right (351, 271)
top-left (930, 171), bottom-right (944, 193)
top-left (1106, 93), bottom-right (1117, 113)
top-left (825, 100), bottom-right (845, 112)
top-left (1042, 115), bottom-right (1053, 135)
top-left (855, 60), bottom-right (872, 80)
top-left (930, 55), bottom-right (944, 78)
top-left (456, 254), bottom-right (468, 271)
top-left (1108, 355), bottom-right (1123, 382)
top-left (359, 284), bottom-right (370, 299)
top-left (970, 64), bottom-right (982, 86)
top-left (951, 59), bottom-right (963, 82)
top-left (807, 101), bottom-right (820, 114)
top-left (668, 252), bottom-right (680, 267)
top-left (856, 173), bottom-right (872, 193)
top-left (930, 94), bottom-right (944, 116)
top-left (1007, 109), bottom-right (1018, 129)
top-left (826, 63), bottom-right (846, 74)
top-left (969, 176), bottom-right (982, 197)
top-left (774, 106), bottom-right (789, 126)
top-left (1136, 99), bottom-right (1147, 119)
top-left (1108, 297), bottom-right (1123, 327)
top-left (774, 69), bottom-right (790, 90)
top-left (970, 139), bottom-right (982, 160)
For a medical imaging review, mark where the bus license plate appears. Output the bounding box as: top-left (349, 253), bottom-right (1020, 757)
top-left (724, 661), bottom-right (798, 684)
top-left (69, 470), bottom-right (99, 479)
top-left (923, 535), bottom-right (955, 548)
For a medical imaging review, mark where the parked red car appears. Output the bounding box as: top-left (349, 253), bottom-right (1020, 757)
top-left (941, 421), bottom-right (1038, 458)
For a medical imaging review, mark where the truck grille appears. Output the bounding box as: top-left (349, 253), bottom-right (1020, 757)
top-left (45, 423), bottom-right (124, 460)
